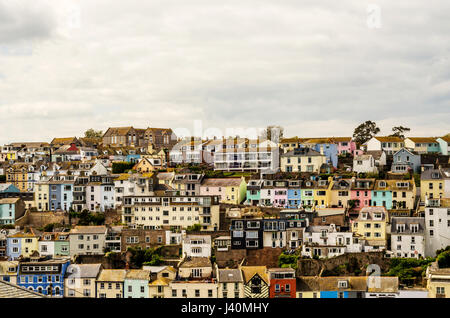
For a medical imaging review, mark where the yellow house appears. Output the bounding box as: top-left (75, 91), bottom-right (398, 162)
top-left (199, 177), bottom-right (247, 204)
top-left (313, 177), bottom-right (333, 208)
top-left (6, 163), bottom-right (30, 192)
top-left (156, 172), bottom-right (175, 187)
top-left (426, 263), bottom-right (450, 298)
top-left (95, 269), bottom-right (127, 298)
top-left (329, 179), bottom-right (352, 208)
top-left (420, 169), bottom-right (445, 202)
top-left (145, 265), bottom-right (177, 298)
top-left (0, 261), bottom-right (19, 285)
top-left (133, 158), bottom-right (158, 173)
top-left (351, 206), bottom-right (388, 249)
top-left (35, 183), bottom-right (49, 211)
top-left (280, 147), bottom-right (327, 173)
top-left (9, 230), bottom-right (39, 258)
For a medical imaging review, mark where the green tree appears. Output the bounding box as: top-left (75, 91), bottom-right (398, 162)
top-left (390, 126), bottom-right (410, 139)
top-left (112, 162), bottom-right (135, 174)
top-left (437, 251), bottom-right (450, 268)
top-left (352, 120), bottom-right (380, 146)
top-left (84, 128), bottom-right (103, 138)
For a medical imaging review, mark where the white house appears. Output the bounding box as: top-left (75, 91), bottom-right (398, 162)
top-left (301, 224), bottom-right (364, 258)
top-left (182, 234), bottom-right (212, 258)
top-left (366, 136), bottom-right (405, 155)
top-left (389, 217), bottom-right (425, 259)
top-left (353, 154), bottom-right (377, 174)
top-left (424, 198), bottom-right (450, 257)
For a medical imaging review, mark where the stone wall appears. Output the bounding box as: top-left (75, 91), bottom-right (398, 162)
top-left (297, 252), bottom-right (390, 277)
top-left (15, 210), bottom-right (72, 228)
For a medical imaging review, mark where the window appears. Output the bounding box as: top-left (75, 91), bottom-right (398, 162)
top-left (195, 290), bottom-right (200, 297)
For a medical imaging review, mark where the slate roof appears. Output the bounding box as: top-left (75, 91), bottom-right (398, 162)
top-left (391, 217), bottom-right (425, 235)
top-left (217, 269), bottom-right (244, 283)
top-left (65, 264), bottom-right (102, 279)
top-left (282, 148), bottom-right (323, 157)
top-left (0, 280), bottom-right (47, 298)
top-left (297, 276), bottom-right (398, 293)
top-left (201, 178), bottom-right (243, 187)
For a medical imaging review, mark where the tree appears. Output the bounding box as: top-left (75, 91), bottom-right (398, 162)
top-left (260, 125), bottom-right (284, 142)
top-left (352, 120), bottom-right (380, 146)
top-left (390, 126), bottom-right (410, 139)
top-left (84, 128), bottom-right (103, 138)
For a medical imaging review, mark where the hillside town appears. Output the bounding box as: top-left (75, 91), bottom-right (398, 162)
top-left (0, 123), bottom-right (449, 299)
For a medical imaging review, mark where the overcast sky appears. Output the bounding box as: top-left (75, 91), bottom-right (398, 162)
top-left (0, 0), bottom-right (449, 144)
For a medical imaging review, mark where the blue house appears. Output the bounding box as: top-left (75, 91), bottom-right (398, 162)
top-left (287, 180), bottom-right (302, 208)
top-left (17, 257), bottom-right (70, 297)
top-left (6, 236), bottom-right (22, 260)
top-left (49, 179), bottom-right (74, 211)
top-left (307, 141), bottom-right (338, 168)
top-left (391, 148), bottom-right (421, 174)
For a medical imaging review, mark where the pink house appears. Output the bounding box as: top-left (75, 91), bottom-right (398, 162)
top-left (333, 137), bottom-right (362, 156)
top-left (273, 188), bottom-right (288, 208)
top-left (350, 178), bottom-right (376, 210)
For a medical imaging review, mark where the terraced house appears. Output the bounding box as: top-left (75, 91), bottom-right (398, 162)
top-left (351, 206), bottom-right (388, 251)
top-left (199, 177), bottom-right (247, 204)
top-left (121, 194), bottom-right (220, 232)
top-left (405, 137), bottom-right (441, 154)
top-left (366, 136), bottom-right (405, 155)
top-left (280, 147), bottom-right (327, 173)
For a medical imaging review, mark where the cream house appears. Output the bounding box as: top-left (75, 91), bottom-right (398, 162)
top-left (65, 264), bottom-right (102, 298)
top-left (280, 147), bottom-right (326, 173)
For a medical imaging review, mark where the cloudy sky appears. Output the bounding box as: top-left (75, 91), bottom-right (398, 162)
top-left (0, 0), bottom-right (449, 144)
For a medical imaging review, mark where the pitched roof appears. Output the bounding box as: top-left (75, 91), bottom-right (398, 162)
top-left (70, 226), bottom-right (107, 235)
top-left (65, 264), bottom-right (102, 278)
top-left (406, 137), bottom-right (438, 143)
top-left (217, 269), bottom-right (244, 283)
top-left (241, 266), bottom-right (268, 284)
top-left (180, 257), bottom-right (212, 268)
top-left (297, 276), bottom-right (398, 293)
top-left (125, 269), bottom-right (151, 281)
top-left (373, 136), bottom-right (404, 142)
top-left (97, 269), bottom-right (127, 282)
top-left (0, 280), bottom-right (47, 298)
top-left (201, 178), bottom-right (243, 187)
top-left (391, 217), bottom-right (425, 234)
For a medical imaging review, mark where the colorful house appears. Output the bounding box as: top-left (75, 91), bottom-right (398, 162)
top-left (268, 268), bottom-right (296, 298)
top-left (351, 206), bottom-right (388, 250)
top-left (95, 269), bottom-right (127, 298)
top-left (49, 177), bottom-right (74, 212)
top-left (303, 139), bottom-right (338, 168)
top-left (350, 178), bottom-right (375, 210)
top-left (287, 180), bottom-right (302, 209)
top-left (35, 182), bottom-right (49, 211)
top-left (0, 198), bottom-right (25, 225)
top-left (17, 257), bottom-right (70, 297)
top-left (329, 178), bottom-right (352, 208)
top-left (7, 230), bottom-right (40, 260)
top-left (420, 169), bottom-right (446, 202)
top-left (280, 148), bottom-right (327, 173)
top-left (246, 180), bottom-right (263, 205)
top-left (405, 137), bottom-right (440, 154)
top-left (436, 136), bottom-right (450, 155)
top-left (272, 180), bottom-right (288, 208)
top-left (391, 148), bottom-right (421, 174)
top-left (313, 177), bottom-right (332, 208)
top-left (200, 177), bottom-right (247, 204)
top-left (372, 180), bottom-right (393, 210)
top-left (124, 269), bottom-right (151, 298)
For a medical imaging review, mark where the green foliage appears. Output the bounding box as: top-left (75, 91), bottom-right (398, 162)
top-left (387, 258), bottom-right (434, 285)
top-left (435, 246), bottom-right (450, 256)
top-left (74, 210), bottom-right (105, 226)
top-left (128, 247), bottom-right (162, 267)
top-left (352, 120), bottom-right (380, 146)
top-left (278, 251), bottom-right (299, 269)
top-left (112, 162), bottom-right (135, 174)
top-left (186, 224), bottom-right (202, 232)
top-left (437, 251), bottom-right (450, 268)
top-left (390, 126), bottom-right (410, 139)
top-left (84, 128), bottom-right (103, 138)
top-left (41, 223), bottom-right (64, 232)
top-left (413, 174), bottom-right (421, 187)
top-left (0, 175), bottom-right (6, 182)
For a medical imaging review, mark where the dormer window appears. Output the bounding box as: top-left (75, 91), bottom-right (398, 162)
top-left (396, 224), bottom-right (405, 233)
top-left (431, 173), bottom-right (440, 179)
top-left (379, 181), bottom-right (386, 188)
top-left (338, 280), bottom-right (348, 288)
top-left (410, 224), bottom-right (419, 233)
